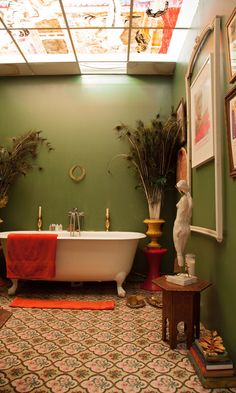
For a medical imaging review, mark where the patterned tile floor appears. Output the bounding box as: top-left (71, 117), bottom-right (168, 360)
top-left (0, 280), bottom-right (236, 393)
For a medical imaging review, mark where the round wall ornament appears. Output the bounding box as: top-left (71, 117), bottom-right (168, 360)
top-left (69, 165), bottom-right (86, 182)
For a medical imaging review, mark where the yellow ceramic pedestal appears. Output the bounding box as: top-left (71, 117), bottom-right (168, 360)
top-left (144, 218), bottom-right (165, 248)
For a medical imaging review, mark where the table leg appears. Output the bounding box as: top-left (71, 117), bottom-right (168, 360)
top-left (162, 316), bottom-right (167, 342)
top-left (194, 292), bottom-right (200, 338)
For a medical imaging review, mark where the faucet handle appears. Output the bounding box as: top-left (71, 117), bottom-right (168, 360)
top-left (78, 211), bottom-right (84, 217)
top-left (68, 208), bottom-right (77, 215)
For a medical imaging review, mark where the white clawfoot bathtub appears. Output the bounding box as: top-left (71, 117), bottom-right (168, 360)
top-left (0, 230), bottom-right (146, 297)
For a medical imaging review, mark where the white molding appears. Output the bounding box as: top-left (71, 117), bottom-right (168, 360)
top-left (185, 16), bottom-right (223, 242)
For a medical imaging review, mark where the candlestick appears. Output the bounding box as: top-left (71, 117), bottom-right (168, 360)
top-left (105, 208), bottom-right (110, 231)
top-left (38, 206), bottom-right (42, 231)
top-left (185, 254), bottom-right (196, 276)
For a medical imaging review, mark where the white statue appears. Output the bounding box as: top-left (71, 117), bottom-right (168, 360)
top-left (173, 180), bottom-right (193, 268)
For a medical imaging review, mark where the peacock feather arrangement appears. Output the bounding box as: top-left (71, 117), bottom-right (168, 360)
top-left (109, 112), bottom-right (183, 219)
top-left (0, 130), bottom-right (53, 223)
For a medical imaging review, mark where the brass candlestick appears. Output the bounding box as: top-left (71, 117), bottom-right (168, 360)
top-left (38, 217), bottom-right (42, 231)
top-left (38, 206), bottom-right (42, 231)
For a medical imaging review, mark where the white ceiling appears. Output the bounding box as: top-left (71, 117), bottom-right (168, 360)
top-left (0, 0), bottom-right (199, 76)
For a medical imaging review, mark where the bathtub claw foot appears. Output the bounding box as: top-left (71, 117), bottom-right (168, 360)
top-left (8, 279), bottom-right (18, 296)
top-left (115, 272), bottom-right (126, 297)
top-left (117, 285), bottom-right (126, 298)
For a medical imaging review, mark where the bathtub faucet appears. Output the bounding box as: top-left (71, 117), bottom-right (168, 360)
top-left (68, 208), bottom-right (84, 236)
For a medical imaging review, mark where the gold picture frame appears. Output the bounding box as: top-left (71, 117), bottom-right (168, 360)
top-left (176, 98), bottom-right (186, 144)
top-left (190, 55), bottom-right (214, 168)
top-left (226, 7), bottom-right (236, 83)
top-left (225, 85), bottom-right (236, 177)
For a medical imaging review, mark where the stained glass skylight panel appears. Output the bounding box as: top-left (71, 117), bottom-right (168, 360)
top-left (71, 28), bottom-right (128, 61)
top-left (10, 28), bottom-right (76, 63)
top-left (62, 0), bottom-right (132, 28)
top-left (0, 24), bottom-right (25, 63)
top-left (0, 0), bottom-right (66, 28)
top-left (129, 28), bottom-right (190, 61)
top-left (0, 0), bottom-right (200, 75)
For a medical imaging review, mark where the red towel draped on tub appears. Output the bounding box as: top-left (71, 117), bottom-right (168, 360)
top-left (6, 234), bottom-right (58, 279)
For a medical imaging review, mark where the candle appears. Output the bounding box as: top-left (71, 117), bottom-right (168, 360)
top-left (185, 254), bottom-right (196, 276)
top-left (38, 206), bottom-right (42, 218)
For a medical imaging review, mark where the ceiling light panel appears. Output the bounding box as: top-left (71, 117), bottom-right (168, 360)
top-left (129, 27), bottom-right (189, 61)
top-left (9, 28), bottom-right (76, 63)
top-left (132, 0), bottom-right (181, 28)
top-left (71, 28), bottom-right (128, 61)
top-left (0, 0), bottom-right (66, 28)
top-left (0, 26), bottom-right (25, 63)
top-left (61, 0), bottom-right (131, 28)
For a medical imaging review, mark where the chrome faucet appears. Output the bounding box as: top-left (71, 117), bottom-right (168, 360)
top-left (68, 208), bottom-right (84, 236)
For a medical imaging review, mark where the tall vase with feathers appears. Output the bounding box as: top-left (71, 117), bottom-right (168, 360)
top-left (111, 112), bottom-right (182, 247)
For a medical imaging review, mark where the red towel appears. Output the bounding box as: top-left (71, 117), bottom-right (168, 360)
top-left (6, 234), bottom-right (57, 279)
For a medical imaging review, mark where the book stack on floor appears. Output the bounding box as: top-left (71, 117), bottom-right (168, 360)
top-left (188, 330), bottom-right (236, 388)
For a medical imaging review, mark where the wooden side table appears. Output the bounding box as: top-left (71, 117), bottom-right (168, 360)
top-left (153, 276), bottom-right (211, 349)
top-left (140, 248), bottom-right (167, 291)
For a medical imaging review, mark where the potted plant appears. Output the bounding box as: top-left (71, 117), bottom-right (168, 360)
top-left (0, 130), bottom-right (53, 223)
top-left (111, 112), bottom-right (182, 247)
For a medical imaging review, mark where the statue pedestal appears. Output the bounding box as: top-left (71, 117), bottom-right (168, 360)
top-left (141, 247), bottom-right (167, 291)
top-left (152, 276), bottom-right (211, 349)
top-left (166, 274), bottom-right (197, 286)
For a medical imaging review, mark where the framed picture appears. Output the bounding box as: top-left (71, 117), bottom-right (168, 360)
top-left (186, 16), bottom-right (223, 242)
top-left (225, 85), bottom-right (236, 177)
top-left (176, 98), bottom-right (186, 144)
top-left (225, 8), bottom-right (236, 83)
top-left (176, 147), bottom-right (187, 183)
top-left (190, 54), bottom-right (214, 168)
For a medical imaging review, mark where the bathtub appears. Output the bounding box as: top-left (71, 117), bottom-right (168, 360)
top-left (0, 230), bottom-right (146, 297)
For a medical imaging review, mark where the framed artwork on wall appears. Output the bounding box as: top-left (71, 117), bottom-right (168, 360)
top-left (225, 85), bottom-right (236, 177)
top-left (185, 16), bottom-right (222, 242)
top-left (225, 7), bottom-right (236, 84)
top-left (190, 54), bottom-right (214, 168)
top-left (176, 98), bottom-right (186, 144)
top-left (176, 147), bottom-right (188, 183)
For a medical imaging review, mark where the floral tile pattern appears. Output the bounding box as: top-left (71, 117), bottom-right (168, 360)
top-left (0, 280), bottom-right (236, 393)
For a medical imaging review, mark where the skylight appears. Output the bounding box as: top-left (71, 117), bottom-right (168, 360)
top-left (0, 0), bottom-right (199, 75)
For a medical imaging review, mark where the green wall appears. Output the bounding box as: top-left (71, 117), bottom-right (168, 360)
top-left (0, 74), bottom-right (175, 275)
top-left (2, 0), bottom-right (236, 365)
top-left (172, 0), bottom-right (236, 364)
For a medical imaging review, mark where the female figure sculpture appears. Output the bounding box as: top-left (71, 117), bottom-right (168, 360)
top-left (173, 180), bottom-right (193, 269)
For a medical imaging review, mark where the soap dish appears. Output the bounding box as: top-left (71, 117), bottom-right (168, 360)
top-left (126, 295), bottom-right (145, 308)
top-left (146, 295), bottom-right (163, 308)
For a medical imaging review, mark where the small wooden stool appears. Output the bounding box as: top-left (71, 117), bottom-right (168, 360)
top-left (153, 276), bottom-right (211, 349)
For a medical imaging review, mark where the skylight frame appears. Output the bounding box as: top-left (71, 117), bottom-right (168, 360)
top-left (0, 0), bottom-right (199, 74)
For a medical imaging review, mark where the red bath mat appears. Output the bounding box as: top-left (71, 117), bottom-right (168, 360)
top-left (10, 297), bottom-right (115, 310)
